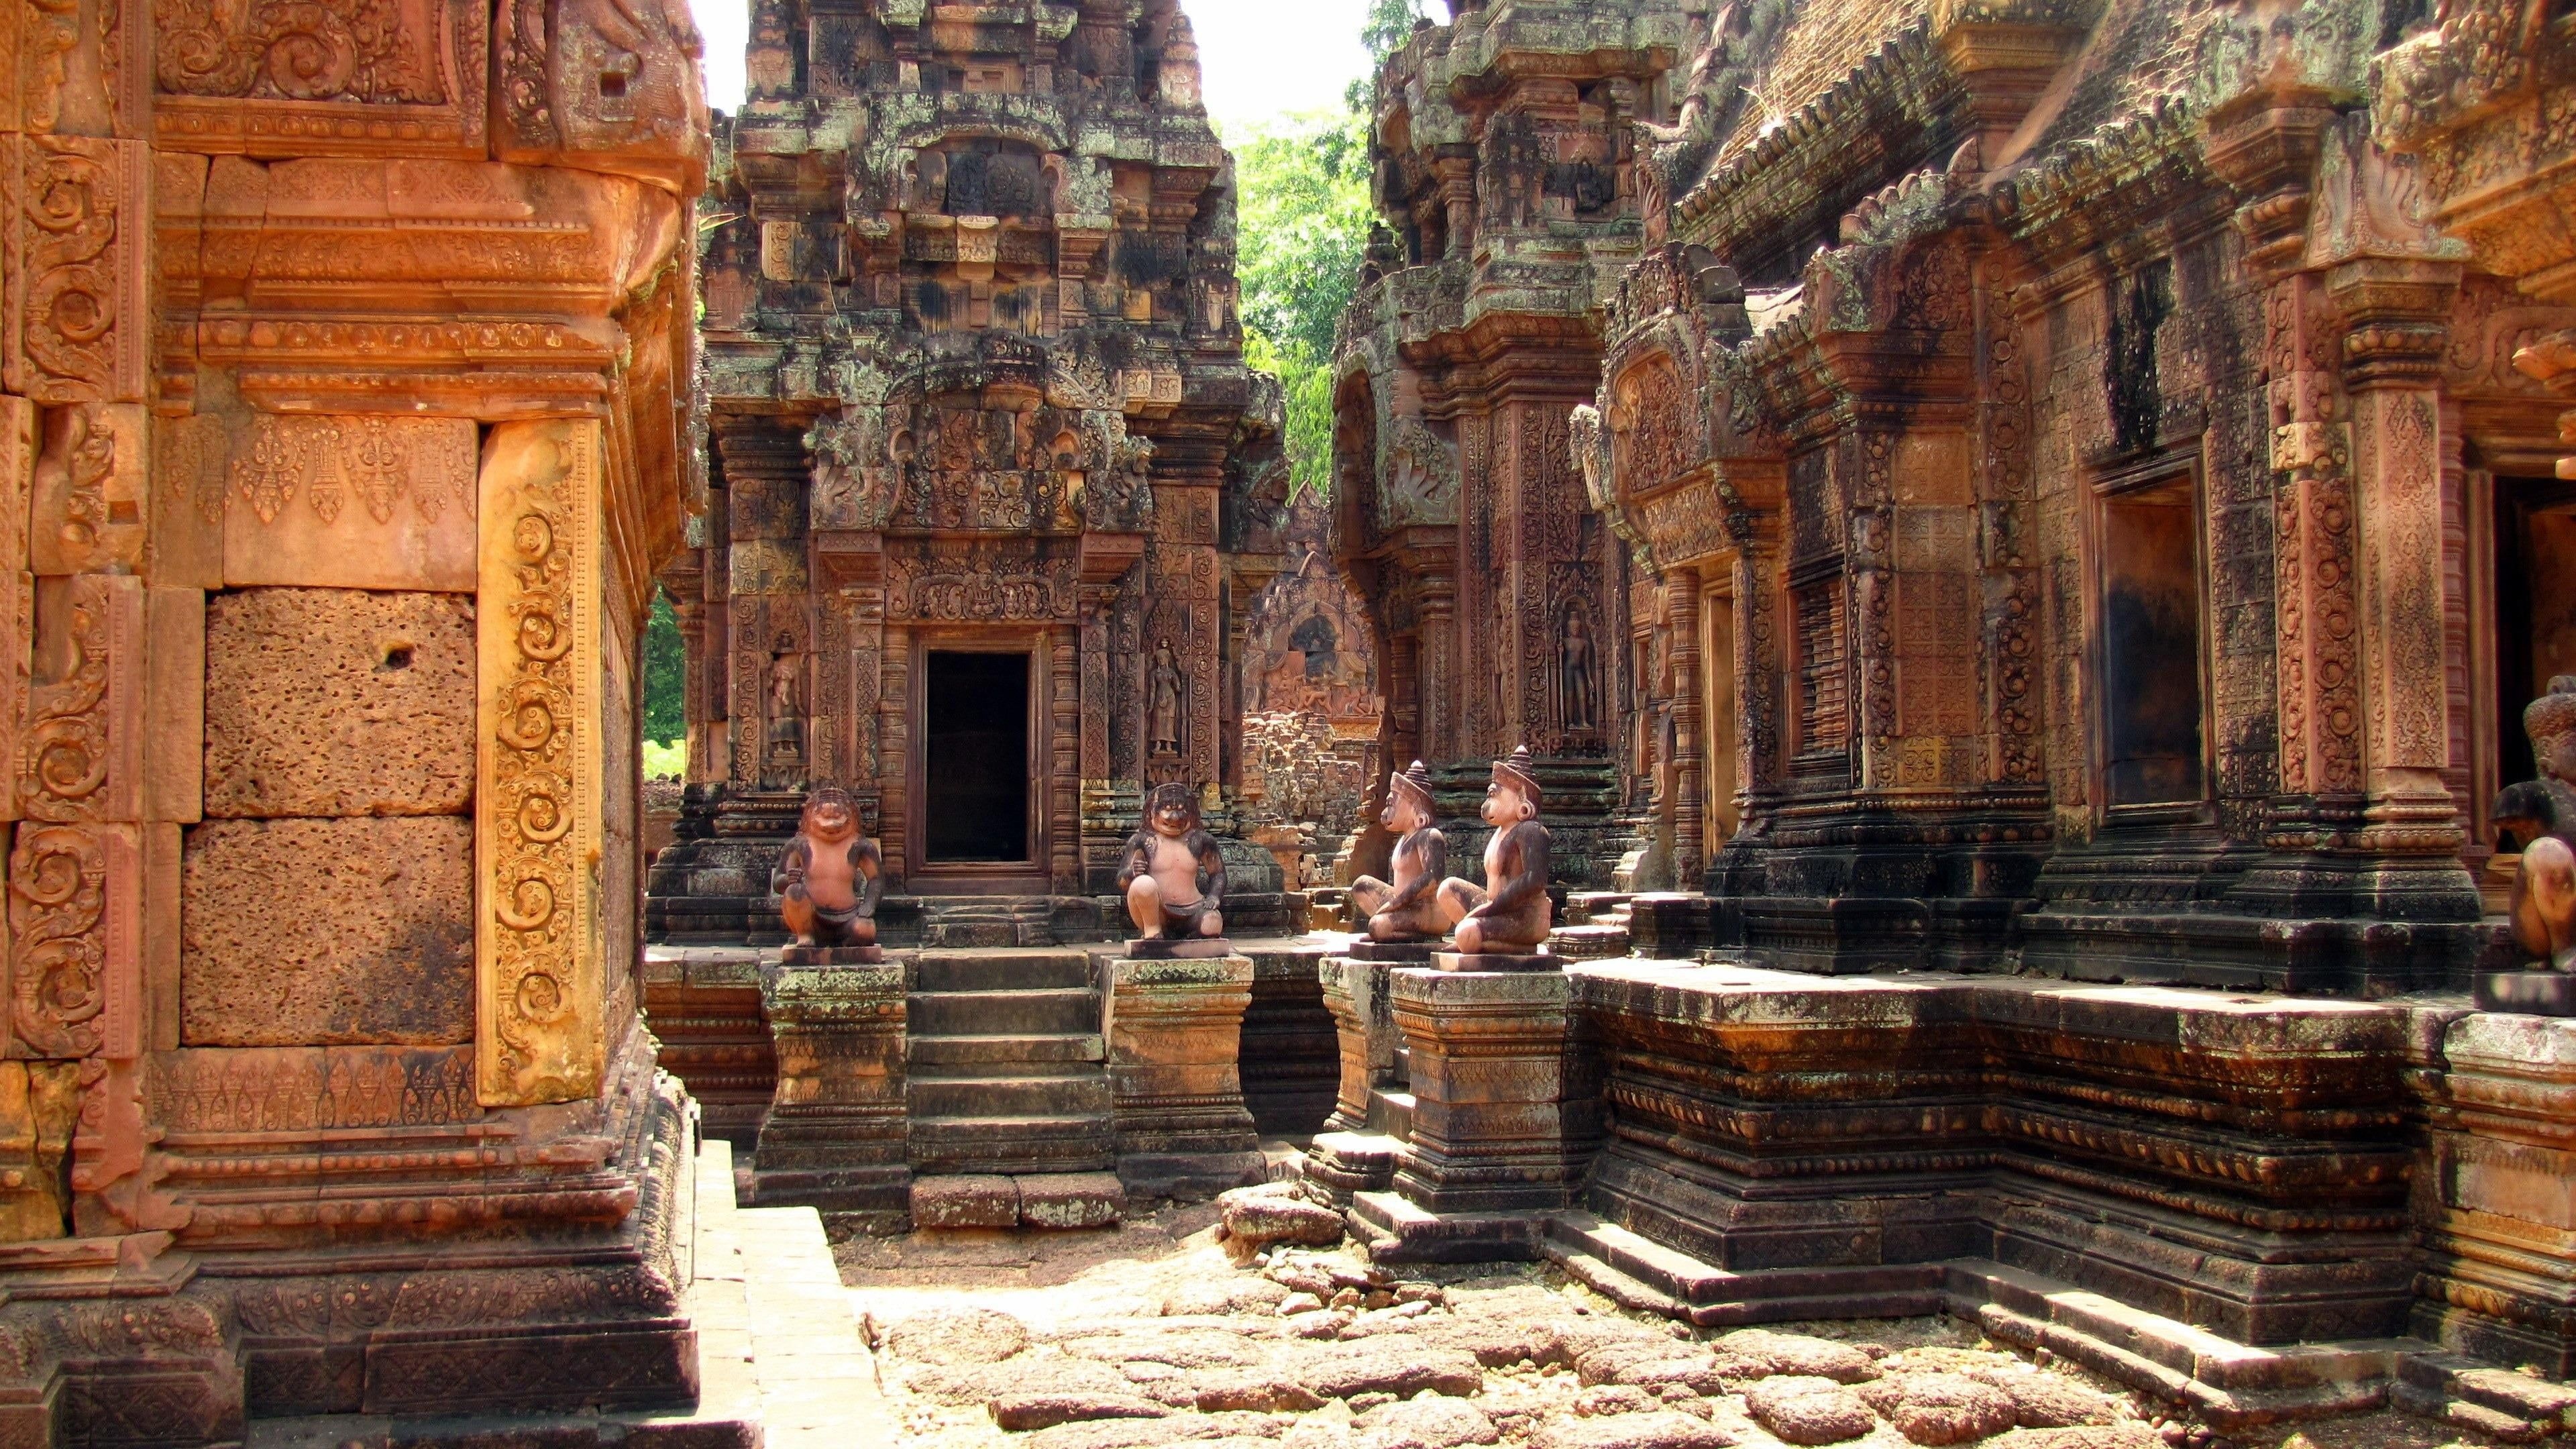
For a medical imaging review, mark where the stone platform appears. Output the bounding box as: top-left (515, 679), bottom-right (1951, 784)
top-left (688, 942), bottom-right (1280, 1230)
top-left (1306, 951), bottom-right (2576, 1414)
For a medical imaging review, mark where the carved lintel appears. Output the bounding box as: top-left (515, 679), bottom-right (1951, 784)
top-left (475, 419), bottom-right (604, 1108)
top-left (150, 0), bottom-right (491, 160)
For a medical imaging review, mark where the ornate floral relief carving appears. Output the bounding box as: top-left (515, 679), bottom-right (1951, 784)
top-left (1611, 357), bottom-right (1695, 494)
top-left (3, 136), bottom-right (150, 406)
top-left (475, 421), bottom-right (602, 1108)
top-left (154, 0), bottom-right (449, 102)
top-left (152, 0), bottom-right (488, 154)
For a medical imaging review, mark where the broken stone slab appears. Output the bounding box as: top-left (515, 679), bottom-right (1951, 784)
top-left (1215, 1179), bottom-right (1346, 1258)
top-left (1744, 1377), bottom-right (1878, 1446)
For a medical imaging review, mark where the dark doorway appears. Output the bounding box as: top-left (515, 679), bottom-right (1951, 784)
top-left (924, 651), bottom-right (1031, 863)
top-left (2099, 478), bottom-right (2206, 809)
top-left (2494, 478), bottom-right (2576, 812)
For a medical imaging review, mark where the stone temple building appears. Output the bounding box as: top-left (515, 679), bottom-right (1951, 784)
top-left (0, 0), bottom-right (714, 1431)
top-left (1304, 0), bottom-right (2576, 1408)
top-left (651, 0), bottom-right (1293, 949)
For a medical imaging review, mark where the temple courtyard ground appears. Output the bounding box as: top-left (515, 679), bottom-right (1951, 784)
top-left (704, 1143), bottom-right (2550, 1449)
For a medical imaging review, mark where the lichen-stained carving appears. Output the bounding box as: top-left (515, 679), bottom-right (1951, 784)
top-left (3, 136), bottom-right (151, 405)
top-left (151, 0), bottom-right (489, 159)
top-left (475, 420), bottom-right (603, 1108)
top-left (492, 0), bottom-right (710, 190)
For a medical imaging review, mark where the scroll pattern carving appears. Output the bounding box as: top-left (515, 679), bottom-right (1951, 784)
top-left (2269, 275), bottom-right (2363, 808)
top-left (20, 574), bottom-right (138, 824)
top-left (4, 136), bottom-right (149, 406)
top-left (9, 826), bottom-right (107, 1059)
top-left (476, 421), bottom-right (601, 1107)
top-left (154, 0), bottom-right (452, 102)
top-left (1979, 270), bottom-right (2043, 786)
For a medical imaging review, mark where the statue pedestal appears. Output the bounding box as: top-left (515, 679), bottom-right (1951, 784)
top-left (1352, 967), bottom-right (1597, 1263)
top-left (753, 959), bottom-right (910, 1228)
top-left (1318, 954), bottom-right (1407, 1137)
top-left (780, 943), bottom-right (884, 965)
top-left (2474, 971), bottom-right (2576, 1016)
top-left (1433, 949), bottom-right (1558, 973)
top-left (1349, 938), bottom-right (1438, 963)
top-left (1127, 936), bottom-right (1234, 959)
top-left (1100, 954), bottom-right (1265, 1198)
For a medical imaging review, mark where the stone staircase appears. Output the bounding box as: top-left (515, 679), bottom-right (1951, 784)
top-left (906, 949), bottom-right (1114, 1175)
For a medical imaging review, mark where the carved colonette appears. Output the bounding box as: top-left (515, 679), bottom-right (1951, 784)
top-left (0, 0), bottom-right (716, 1434)
top-left (1332, 0), bottom-right (1703, 892)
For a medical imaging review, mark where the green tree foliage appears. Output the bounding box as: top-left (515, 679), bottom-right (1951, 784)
top-left (1230, 107), bottom-right (1374, 498)
top-left (643, 588), bottom-right (685, 746)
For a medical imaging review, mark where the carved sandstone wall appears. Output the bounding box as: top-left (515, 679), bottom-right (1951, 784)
top-left (1332, 0), bottom-right (1707, 888)
top-left (1585, 0), bottom-right (2576, 990)
top-left (0, 0), bottom-right (713, 1436)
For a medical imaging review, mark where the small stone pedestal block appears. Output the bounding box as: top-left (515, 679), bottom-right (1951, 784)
top-left (1129, 936), bottom-right (1234, 959)
top-left (2416, 1010), bottom-right (2576, 1375)
top-left (1366, 967), bottom-right (1596, 1259)
top-left (781, 943), bottom-right (885, 965)
top-left (1103, 955), bottom-right (1266, 1199)
top-left (2474, 971), bottom-right (2576, 1016)
top-left (753, 959), bottom-right (910, 1228)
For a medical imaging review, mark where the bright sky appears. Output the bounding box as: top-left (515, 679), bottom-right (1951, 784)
top-left (687, 0), bottom-right (1378, 129)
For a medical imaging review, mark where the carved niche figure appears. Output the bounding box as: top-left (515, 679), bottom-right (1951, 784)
top-left (765, 641), bottom-right (806, 775)
top-left (1560, 610), bottom-right (1599, 731)
top-left (1434, 746), bottom-right (1555, 961)
top-left (2495, 677), bottom-right (2576, 973)
top-left (1118, 783), bottom-right (1228, 954)
top-left (773, 787), bottom-right (885, 961)
top-left (1348, 761), bottom-right (1448, 942)
top-left (1147, 637), bottom-right (1185, 757)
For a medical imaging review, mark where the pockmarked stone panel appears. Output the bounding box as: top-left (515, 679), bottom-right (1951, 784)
top-left (202, 588), bottom-right (476, 818)
top-left (180, 815), bottom-right (474, 1046)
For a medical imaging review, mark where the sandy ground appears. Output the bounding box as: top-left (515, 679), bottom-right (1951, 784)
top-left (831, 1207), bottom-right (2512, 1449)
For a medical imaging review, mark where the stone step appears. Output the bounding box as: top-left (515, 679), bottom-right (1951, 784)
top-left (2395, 1354), bottom-right (2576, 1440)
top-left (1366, 1087), bottom-right (1414, 1139)
top-left (908, 987), bottom-right (1098, 1036)
top-left (913, 950), bottom-right (1095, 993)
top-left (909, 1114), bottom-right (1116, 1174)
top-left (1544, 1210), bottom-right (1944, 1323)
top-left (912, 1171), bottom-right (1126, 1230)
top-left (1552, 921), bottom-right (1635, 961)
top-left (908, 1032), bottom-right (1106, 1067)
top-left (908, 1072), bottom-right (1112, 1120)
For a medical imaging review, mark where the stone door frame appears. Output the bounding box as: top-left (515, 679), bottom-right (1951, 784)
top-left (904, 625), bottom-right (1057, 894)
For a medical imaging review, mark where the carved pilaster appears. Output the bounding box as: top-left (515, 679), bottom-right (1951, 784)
top-left (475, 419), bottom-right (606, 1108)
top-left (2330, 260), bottom-right (2465, 863)
top-left (1666, 570), bottom-right (1704, 883)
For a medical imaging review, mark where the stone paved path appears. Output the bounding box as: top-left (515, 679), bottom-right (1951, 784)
top-left (809, 1199), bottom-right (2505, 1449)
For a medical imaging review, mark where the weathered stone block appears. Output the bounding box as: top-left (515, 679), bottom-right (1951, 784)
top-left (912, 1174), bottom-right (1018, 1229)
top-left (1102, 954), bottom-right (1263, 1197)
top-left (180, 816), bottom-right (474, 1046)
top-left (202, 588), bottom-right (475, 818)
